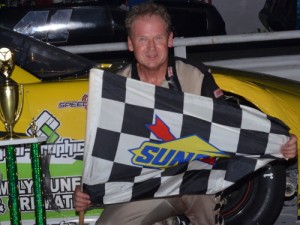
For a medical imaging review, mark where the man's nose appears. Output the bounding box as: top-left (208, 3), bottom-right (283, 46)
top-left (148, 39), bottom-right (156, 50)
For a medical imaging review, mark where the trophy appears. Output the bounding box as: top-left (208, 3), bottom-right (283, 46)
top-left (0, 48), bottom-right (46, 225)
top-left (0, 47), bottom-right (24, 139)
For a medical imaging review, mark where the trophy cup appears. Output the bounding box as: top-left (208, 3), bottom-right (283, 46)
top-left (0, 47), bottom-right (23, 139)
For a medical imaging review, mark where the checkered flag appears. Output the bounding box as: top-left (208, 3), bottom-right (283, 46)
top-left (82, 68), bottom-right (290, 205)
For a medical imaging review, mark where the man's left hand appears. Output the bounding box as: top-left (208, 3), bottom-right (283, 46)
top-left (281, 134), bottom-right (298, 159)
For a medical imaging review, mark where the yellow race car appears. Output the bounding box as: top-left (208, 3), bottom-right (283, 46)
top-left (0, 27), bottom-right (299, 225)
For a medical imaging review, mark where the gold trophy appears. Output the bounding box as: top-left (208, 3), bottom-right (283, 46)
top-left (0, 47), bottom-right (24, 139)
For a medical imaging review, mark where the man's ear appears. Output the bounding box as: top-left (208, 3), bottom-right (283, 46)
top-left (168, 32), bottom-right (174, 48)
top-left (128, 36), bottom-right (134, 52)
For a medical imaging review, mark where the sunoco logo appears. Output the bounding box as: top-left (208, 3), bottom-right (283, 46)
top-left (130, 116), bottom-right (229, 169)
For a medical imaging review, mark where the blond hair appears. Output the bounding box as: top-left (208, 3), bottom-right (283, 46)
top-left (125, 3), bottom-right (172, 36)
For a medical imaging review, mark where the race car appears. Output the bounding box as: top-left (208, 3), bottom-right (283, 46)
top-left (0, 27), bottom-right (299, 225)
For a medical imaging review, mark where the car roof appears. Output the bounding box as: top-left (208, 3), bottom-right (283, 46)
top-left (0, 0), bottom-right (226, 46)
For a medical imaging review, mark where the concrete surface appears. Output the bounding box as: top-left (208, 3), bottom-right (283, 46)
top-left (275, 196), bottom-right (299, 225)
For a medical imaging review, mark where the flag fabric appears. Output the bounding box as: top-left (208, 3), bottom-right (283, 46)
top-left (82, 68), bottom-right (290, 205)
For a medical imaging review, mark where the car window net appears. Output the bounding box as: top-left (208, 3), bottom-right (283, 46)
top-left (0, 27), bottom-right (95, 80)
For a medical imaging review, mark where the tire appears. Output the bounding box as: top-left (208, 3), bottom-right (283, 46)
top-left (221, 161), bottom-right (286, 225)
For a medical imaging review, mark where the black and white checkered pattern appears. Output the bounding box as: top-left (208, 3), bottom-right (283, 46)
top-left (82, 68), bottom-right (290, 205)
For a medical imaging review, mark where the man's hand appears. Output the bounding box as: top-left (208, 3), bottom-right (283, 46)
top-left (74, 185), bottom-right (91, 212)
top-left (281, 134), bottom-right (298, 159)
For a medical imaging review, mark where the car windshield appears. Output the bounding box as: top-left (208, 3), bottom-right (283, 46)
top-left (0, 27), bottom-right (96, 80)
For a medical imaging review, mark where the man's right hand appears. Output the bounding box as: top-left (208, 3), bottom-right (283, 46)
top-left (74, 185), bottom-right (91, 212)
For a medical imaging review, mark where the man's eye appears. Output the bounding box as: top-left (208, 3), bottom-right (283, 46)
top-left (138, 37), bottom-right (147, 42)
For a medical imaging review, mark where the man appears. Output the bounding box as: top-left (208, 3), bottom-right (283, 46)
top-left (74, 3), bottom-right (298, 225)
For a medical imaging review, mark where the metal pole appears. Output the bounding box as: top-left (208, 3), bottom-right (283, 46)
top-left (5, 145), bottom-right (22, 225)
top-left (59, 30), bottom-right (300, 55)
top-left (30, 142), bottom-right (47, 225)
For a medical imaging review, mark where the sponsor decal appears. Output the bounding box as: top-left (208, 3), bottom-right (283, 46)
top-left (130, 116), bottom-right (229, 169)
top-left (0, 110), bottom-right (85, 162)
top-left (0, 139), bottom-right (84, 162)
top-left (214, 88), bottom-right (224, 98)
top-left (0, 109), bottom-right (86, 223)
top-left (0, 176), bottom-right (81, 212)
top-left (58, 94), bottom-right (88, 110)
top-left (14, 9), bottom-right (73, 44)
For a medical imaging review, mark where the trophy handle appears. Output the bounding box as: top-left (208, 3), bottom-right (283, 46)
top-left (14, 84), bottom-right (24, 123)
top-left (0, 97), bottom-right (5, 122)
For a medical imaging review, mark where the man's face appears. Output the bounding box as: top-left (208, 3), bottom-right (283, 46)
top-left (128, 15), bottom-right (173, 71)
